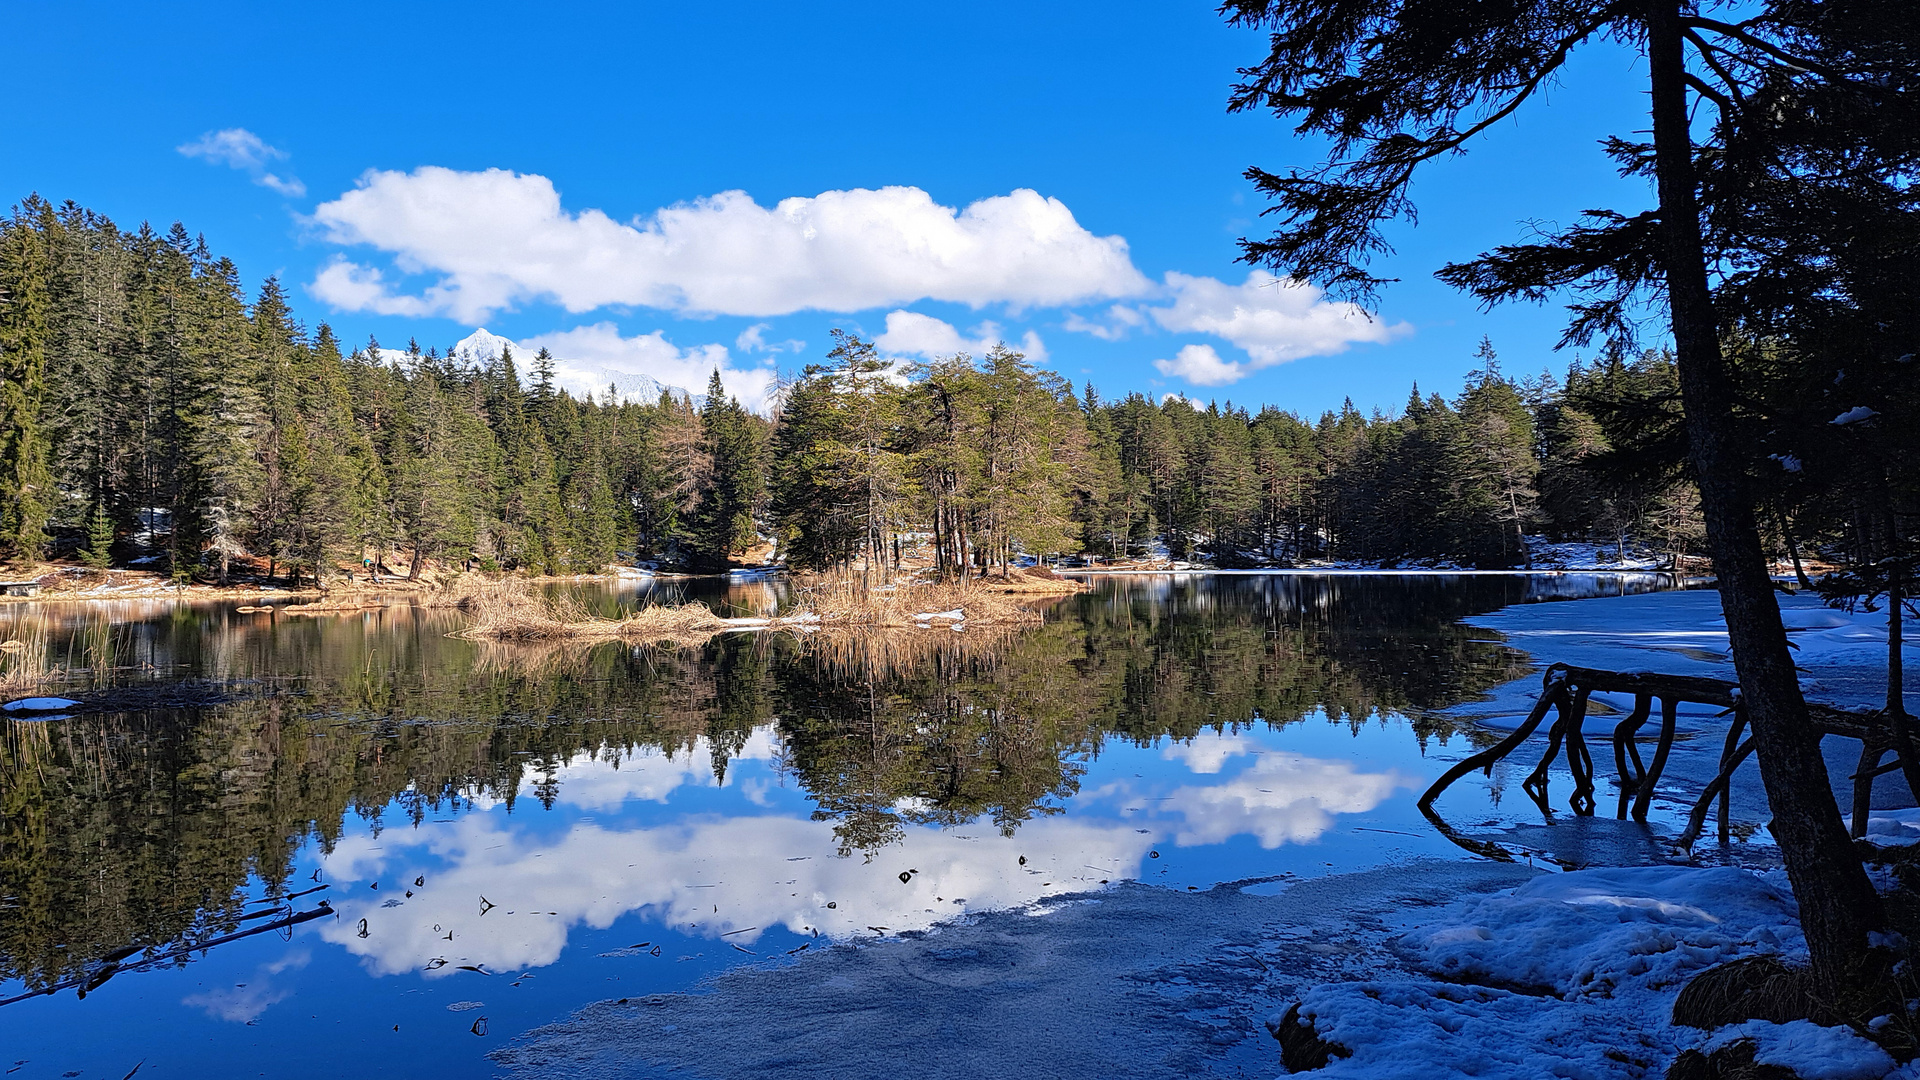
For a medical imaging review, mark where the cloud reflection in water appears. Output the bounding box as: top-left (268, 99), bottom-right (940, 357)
top-left (316, 729), bottom-right (1402, 978)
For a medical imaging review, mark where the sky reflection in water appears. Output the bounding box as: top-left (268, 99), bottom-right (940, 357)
top-left (0, 572), bottom-right (1681, 1080)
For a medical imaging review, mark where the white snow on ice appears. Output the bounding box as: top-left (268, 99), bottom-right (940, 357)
top-left (1291, 866), bottom-right (1811, 1079)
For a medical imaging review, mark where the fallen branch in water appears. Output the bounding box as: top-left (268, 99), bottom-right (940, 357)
top-left (0, 903), bottom-right (334, 1008)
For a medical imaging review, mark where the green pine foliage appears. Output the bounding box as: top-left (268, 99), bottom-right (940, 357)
top-left (9, 194), bottom-right (1902, 580)
top-left (0, 199), bottom-right (54, 562)
top-left (80, 502), bottom-right (112, 568)
top-left (686, 371), bottom-right (766, 572)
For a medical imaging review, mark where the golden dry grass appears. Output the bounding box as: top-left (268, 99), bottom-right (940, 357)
top-left (450, 578), bottom-right (727, 643)
top-left (0, 623), bottom-right (56, 695)
top-left (970, 566), bottom-right (1090, 594)
top-left (279, 597), bottom-right (389, 615)
top-left (454, 573), bottom-right (1048, 644)
top-left (784, 574), bottom-right (1046, 626)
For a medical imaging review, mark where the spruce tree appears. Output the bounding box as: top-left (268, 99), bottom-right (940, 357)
top-left (81, 502), bottom-right (113, 568)
top-left (686, 371), bottom-right (764, 571)
top-left (0, 200), bottom-right (54, 564)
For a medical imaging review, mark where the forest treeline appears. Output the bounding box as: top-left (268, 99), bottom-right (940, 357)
top-left (0, 194), bottom-right (1903, 579)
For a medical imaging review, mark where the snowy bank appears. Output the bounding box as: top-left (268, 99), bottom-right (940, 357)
top-left (1285, 865), bottom-right (1824, 1079)
top-left (1456, 587), bottom-right (1916, 717)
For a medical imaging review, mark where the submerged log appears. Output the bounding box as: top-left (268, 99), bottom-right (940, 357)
top-left (1421, 662), bottom-right (1919, 854)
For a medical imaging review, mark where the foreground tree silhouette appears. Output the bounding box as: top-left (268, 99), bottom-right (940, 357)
top-left (1221, 0), bottom-right (1915, 988)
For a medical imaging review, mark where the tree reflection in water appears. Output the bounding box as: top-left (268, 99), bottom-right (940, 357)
top-left (0, 573), bottom-right (1672, 994)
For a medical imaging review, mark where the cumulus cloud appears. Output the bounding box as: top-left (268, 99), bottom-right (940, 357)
top-left (1071, 270), bottom-right (1408, 386)
top-left (515, 324), bottom-right (779, 414)
top-left (874, 310), bottom-right (1047, 363)
top-left (1062, 304), bottom-right (1147, 342)
top-left (178, 128), bottom-right (306, 197)
top-left (1149, 271), bottom-right (1406, 374)
top-left (308, 167), bottom-right (1149, 322)
top-left (310, 258), bottom-right (436, 316)
top-left (1152, 344), bottom-right (1244, 386)
top-left (434, 325), bottom-right (775, 413)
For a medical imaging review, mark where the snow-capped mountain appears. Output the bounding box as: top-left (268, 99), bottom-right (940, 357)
top-left (449, 329), bottom-right (701, 407)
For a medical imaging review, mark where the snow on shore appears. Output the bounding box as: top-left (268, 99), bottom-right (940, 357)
top-left (1456, 586), bottom-right (1916, 716)
top-left (1287, 865), bottom-right (1843, 1079)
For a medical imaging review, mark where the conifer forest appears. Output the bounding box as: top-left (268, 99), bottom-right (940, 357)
top-left (4, 195), bottom-right (1908, 584)
top-left (6, 2), bottom-right (1920, 1078)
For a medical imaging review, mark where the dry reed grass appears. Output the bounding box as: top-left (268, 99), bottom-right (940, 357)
top-left (280, 597), bottom-right (390, 615)
top-left (419, 571), bottom-right (500, 609)
top-left (450, 578), bottom-right (727, 643)
top-left (0, 623), bottom-right (56, 695)
top-left (785, 575), bottom-right (1045, 626)
top-left (455, 573), bottom-right (1047, 644)
top-left (970, 566), bottom-right (1089, 594)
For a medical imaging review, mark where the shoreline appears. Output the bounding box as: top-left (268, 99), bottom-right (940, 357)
top-left (1056, 566), bottom-right (1703, 577)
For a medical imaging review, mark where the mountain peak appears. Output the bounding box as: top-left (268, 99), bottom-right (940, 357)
top-left (447, 328), bottom-right (700, 406)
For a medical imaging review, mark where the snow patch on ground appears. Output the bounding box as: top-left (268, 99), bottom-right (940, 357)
top-left (1866, 808), bottom-right (1920, 847)
top-left (1706, 1020), bottom-right (1895, 1080)
top-left (1291, 866), bottom-right (1810, 1079)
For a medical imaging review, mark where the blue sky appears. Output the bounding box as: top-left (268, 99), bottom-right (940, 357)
top-left (8, 0), bottom-right (1657, 415)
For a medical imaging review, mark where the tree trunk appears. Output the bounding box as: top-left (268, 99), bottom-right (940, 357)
top-left (1775, 504), bottom-right (1813, 590)
top-left (1646, 0), bottom-right (1883, 987)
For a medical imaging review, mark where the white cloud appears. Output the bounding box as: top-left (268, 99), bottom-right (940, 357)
top-left (178, 128), bottom-right (306, 198)
top-left (1068, 270), bottom-right (1408, 386)
top-left (734, 323), bottom-right (805, 356)
top-left (1153, 344), bottom-right (1243, 386)
top-left (308, 168), bottom-right (1150, 322)
top-left (1149, 271), bottom-right (1406, 374)
top-left (874, 310), bottom-right (1047, 364)
top-left (515, 324), bottom-right (779, 414)
top-left (310, 259), bottom-right (436, 316)
top-left (1062, 304), bottom-right (1146, 342)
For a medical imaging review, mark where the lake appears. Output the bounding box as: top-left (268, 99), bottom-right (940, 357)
top-left (0, 572), bottom-right (1694, 1080)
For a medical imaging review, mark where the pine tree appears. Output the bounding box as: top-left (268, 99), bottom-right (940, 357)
top-left (0, 200), bottom-right (54, 564)
top-left (771, 366), bottom-right (865, 571)
top-left (692, 371), bottom-right (767, 571)
top-left (81, 502), bottom-right (113, 568)
top-left (1454, 345), bottom-right (1540, 567)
